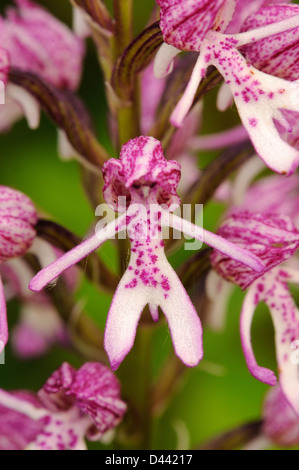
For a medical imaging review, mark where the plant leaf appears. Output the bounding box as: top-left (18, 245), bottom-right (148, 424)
top-left (112, 22), bottom-right (163, 101)
top-left (9, 68), bottom-right (109, 167)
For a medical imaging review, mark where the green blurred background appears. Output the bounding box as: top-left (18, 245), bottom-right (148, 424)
top-left (0, 0), bottom-right (298, 450)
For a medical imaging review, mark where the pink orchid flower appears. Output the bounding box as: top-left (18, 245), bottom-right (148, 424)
top-left (29, 136), bottom-right (264, 371)
top-left (154, 1), bottom-right (299, 174)
top-left (0, 362), bottom-right (127, 450)
top-left (0, 0), bottom-right (84, 132)
top-left (0, 186), bottom-right (37, 354)
top-left (210, 211), bottom-right (299, 415)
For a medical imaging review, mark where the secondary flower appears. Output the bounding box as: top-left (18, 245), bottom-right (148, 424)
top-left (0, 362), bottom-right (127, 450)
top-left (155, 1), bottom-right (299, 174)
top-left (0, 186), bottom-right (37, 354)
top-left (29, 136), bottom-right (264, 370)
top-left (1, 256), bottom-right (70, 359)
top-left (210, 211), bottom-right (299, 414)
top-left (0, 0), bottom-right (84, 132)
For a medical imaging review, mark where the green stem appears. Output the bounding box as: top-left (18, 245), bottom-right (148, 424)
top-left (113, 0), bottom-right (134, 57)
top-left (117, 326), bottom-right (153, 450)
top-left (117, 78), bottom-right (141, 148)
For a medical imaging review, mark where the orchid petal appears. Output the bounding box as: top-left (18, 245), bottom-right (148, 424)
top-left (0, 47), bottom-right (9, 86)
top-left (57, 130), bottom-right (76, 161)
top-left (240, 281), bottom-right (277, 386)
top-left (6, 84), bottom-right (40, 129)
top-left (170, 52), bottom-right (207, 127)
top-left (263, 385), bottom-right (299, 446)
top-left (205, 270), bottom-right (233, 331)
top-left (104, 269), bottom-right (148, 371)
top-left (233, 13), bottom-right (299, 48)
top-left (0, 389), bottom-right (46, 421)
top-left (1, 0), bottom-right (85, 90)
top-left (217, 82), bottom-right (233, 112)
top-left (73, 7), bottom-right (91, 39)
top-left (211, 212), bottom-right (299, 289)
top-left (211, 44), bottom-right (299, 174)
top-left (240, 4), bottom-right (299, 81)
top-left (157, 0), bottom-right (226, 51)
top-left (149, 304), bottom-right (159, 322)
top-left (159, 265), bottom-right (203, 367)
top-left (167, 213), bottom-right (264, 273)
top-left (189, 124), bottom-right (249, 151)
top-left (153, 43), bottom-right (181, 79)
top-left (29, 215), bottom-right (126, 292)
top-left (241, 269), bottom-right (299, 414)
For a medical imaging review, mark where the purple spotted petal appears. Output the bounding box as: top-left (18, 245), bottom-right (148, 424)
top-left (40, 362), bottom-right (127, 436)
top-left (38, 362), bottom-right (76, 412)
top-left (241, 4), bottom-right (299, 81)
top-left (66, 363), bottom-right (127, 436)
top-left (157, 0), bottom-right (227, 51)
top-left (263, 385), bottom-right (299, 447)
top-left (240, 268), bottom-right (299, 414)
top-left (0, 186), bottom-right (37, 263)
top-left (171, 30), bottom-right (299, 174)
top-left (103, 136), bottom-right (181, 210)
top-left (104, 233), bottom-right (203, 370)
top-left (231, 173), bottom-right (299, 228)
top-left (0, 391), bottom-right (44, 450)
top-left (0, 0), bottom-right (84, 90)
top-left (210, 212), bottom-right (299, 290)
top-left (226, 0), bottom-right (285, 34)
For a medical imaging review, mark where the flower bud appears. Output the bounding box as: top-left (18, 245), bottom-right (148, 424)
top-left (0, 186), bottom-right (37, 263)
top-left (210, 211), bottom-right (299, 289)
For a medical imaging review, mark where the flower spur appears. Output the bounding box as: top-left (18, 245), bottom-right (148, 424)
top-left (29, 136), bottom-right (264, 370)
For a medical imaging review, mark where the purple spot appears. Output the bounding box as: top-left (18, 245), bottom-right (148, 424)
top-left (125, 278), bottom-right (137, 288)
top-left (161, 275), bottom-right (171, 292)
top-left (249, 118), bottom-right (258, 127)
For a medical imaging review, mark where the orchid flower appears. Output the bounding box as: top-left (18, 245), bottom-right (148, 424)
top-left (0, 0), bottom-right (84, 133)
top-left (155, 1), bottom-right (299, 174)
top-left (29, 136), bottom-right (264, 370)
top-left (210, 211), bottom-right (299, 414)
top-left (1, 258), bottom-right (68, 359)
top-left (0, 186), bottom-right (37, 354)
top-left (0, 238), bottom-right (80, 359)
top-left (0, 362), bottom-right (127, 450)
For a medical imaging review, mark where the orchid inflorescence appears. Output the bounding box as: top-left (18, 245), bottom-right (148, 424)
top-left (0, 0), bottom-right (299, 451)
